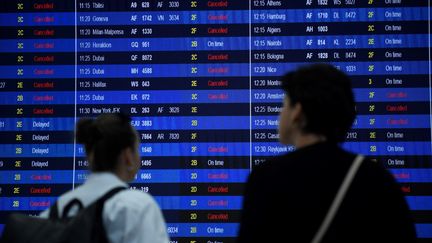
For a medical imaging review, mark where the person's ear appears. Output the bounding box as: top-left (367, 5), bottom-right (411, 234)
top-left (291, 102), bottom-right (303, 122)
top-left (122, 147), bottom-right (134, 170)
top-left (292, 103), bottom-right (308, 129)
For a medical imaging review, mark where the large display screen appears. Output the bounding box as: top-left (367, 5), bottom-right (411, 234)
top-left (0, 1), bottom-right (431, 242)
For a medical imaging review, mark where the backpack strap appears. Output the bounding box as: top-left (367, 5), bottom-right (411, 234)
top-left (62, 199), bottom-right (84, 219)
top-left (50, 198), bottom-right (85, 219)
top-left (96, 187), bottom-right (127, 204)
top-left (49, 199), bottom-right (84, 220)
top-left (50, 186), bottom-right (126, 220)
top-left (92, 186), bottom-right (127, 243)
top-left (93, 186), bottom-right (127, 219)
top-left (49, 201), bottom-right (59, 219)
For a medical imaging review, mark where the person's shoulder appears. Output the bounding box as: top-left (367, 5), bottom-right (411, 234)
top-left (251, 153), bottom-right (297, 178)
top-left (103, 189), bottom-right (161, 225)
top-left (257, 142), bottom-right (340, 170)
top-left (358, 156), bottom-right (391, 178)
top-left (102, 189), bottom-right (168, 242)
top-left (349, 155), bottom-right (405, 200)
top-left (257, 152), bottom-right (297, 169)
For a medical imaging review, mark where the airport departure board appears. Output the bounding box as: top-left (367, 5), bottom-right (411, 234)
top-left (0, 0), bottom-right (431, 242)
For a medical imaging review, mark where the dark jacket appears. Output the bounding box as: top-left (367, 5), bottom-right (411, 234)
top-left (238, 142), bottom-right (416, 243)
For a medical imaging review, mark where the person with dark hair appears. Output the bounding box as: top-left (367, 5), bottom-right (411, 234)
top-left (237, 64), bottom-right (416, 243)
top-left (40, 114), bottom-right (170, 243)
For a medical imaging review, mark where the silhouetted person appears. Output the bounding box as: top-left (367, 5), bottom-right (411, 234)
top-left (40, 114), bottom-right (170, 243)
top-left (238, 64), bottom-right (416, 243)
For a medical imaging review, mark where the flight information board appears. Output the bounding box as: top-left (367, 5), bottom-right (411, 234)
top-left (0, 0), bottom-right (431, 242)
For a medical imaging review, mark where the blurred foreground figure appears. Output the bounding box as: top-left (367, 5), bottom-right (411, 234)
top-left (40, 114), bottom-right (170, 243)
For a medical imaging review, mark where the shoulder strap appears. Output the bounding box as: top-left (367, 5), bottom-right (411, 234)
top-left (91, 186), bottom-right (127, 243)
top-left (311, 155), bottom-right (364, 243)
top-left (92, 186), bottom-right (127, 221)
top-left (95, 187), bottom-right (127, 205)
top-left (62, 199), bottom-right (84, 219)
top-left (52, 186), bottom-right (126, 220)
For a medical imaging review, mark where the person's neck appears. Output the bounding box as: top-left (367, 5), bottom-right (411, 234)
top-left (115, 170), bottom-right (131, 182)
top-left (293, 133), bottom-right (327, 149)
top-left (112, 166), bottom-right (131, 182)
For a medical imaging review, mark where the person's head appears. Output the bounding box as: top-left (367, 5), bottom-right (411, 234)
top-left (76, 113), bottom-right (140, 181)
top-left (278, 63), bottom-right (356, 145)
